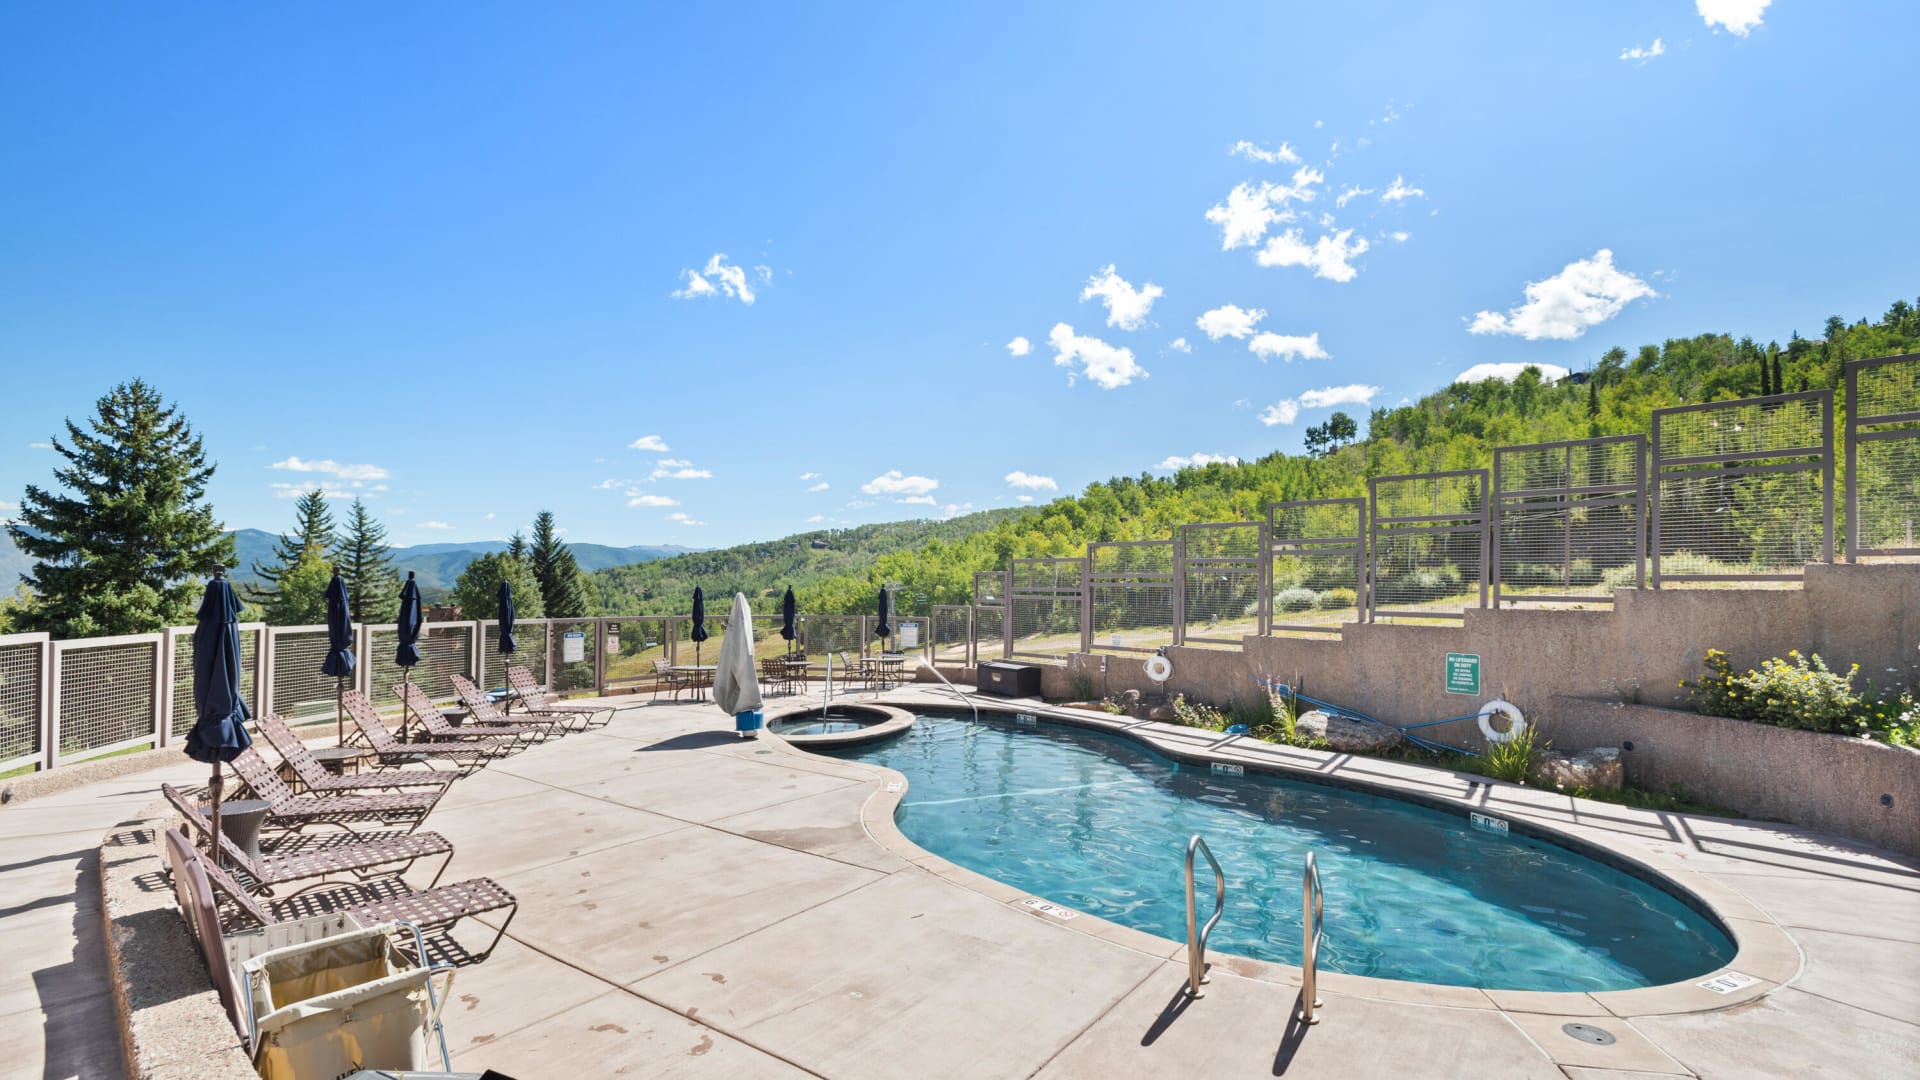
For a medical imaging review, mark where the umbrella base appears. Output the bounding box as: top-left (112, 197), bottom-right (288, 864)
top-left (734, 710), bottom-right (763, 736)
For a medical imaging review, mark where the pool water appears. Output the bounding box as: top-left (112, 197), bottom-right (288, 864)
top-left (768, 717), bottom-right (871, 736)
top-left (824, 715), bottom-right (1734, 991)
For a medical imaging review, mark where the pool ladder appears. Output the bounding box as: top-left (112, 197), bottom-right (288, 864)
top-left (1183, 836), bottom-right (1325, 1024)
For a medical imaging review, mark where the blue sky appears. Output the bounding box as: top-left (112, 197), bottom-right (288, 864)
top-left (2, 2), bottom-right (1914, 548)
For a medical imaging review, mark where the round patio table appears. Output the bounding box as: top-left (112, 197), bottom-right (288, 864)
top-left (217, 798), bottom-right (272, 863)
top-left (307, 745), bottom-right (371, 776)
top-left (670, 664), bottom-right (718, 702)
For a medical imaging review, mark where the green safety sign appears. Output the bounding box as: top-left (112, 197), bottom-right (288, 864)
top-left (1445, 653), bottom-right (1481, 696)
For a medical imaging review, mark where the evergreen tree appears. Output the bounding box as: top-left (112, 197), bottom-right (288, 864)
top-left (528, 510), bottom-right (590, 616)
top-left (1586, 378), bottom-right (1600, 418)
top-left (332, 498), bottom-right (399, 623)
top-left (506, 531), bottom-right (529, 562)
top-left (263, 542), bottom-right (333, 626)
top-left (1772, 354), bottom-right (1785, 397)
top-left (251, 488), bottom-right (336, 603)
top-left (450, 552), bottom-right (546, 620)
top-left (8, 380), bottom-right (234, 637)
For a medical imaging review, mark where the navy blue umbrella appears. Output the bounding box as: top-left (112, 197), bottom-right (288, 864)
top-left (497, 579), bottom-right (517, 656)
top-left (689, 586), bottom-right (709, 666)
top-left (780, 587), bottom-right (797, 650)
top-left (322, 570), bottom-right (356, 742)
top-left (394, 571), bottom-right (423, 737)
top-left (184, 571), bottom-right (252, 870)
top-left (874, 585), bottom-right (892, 650)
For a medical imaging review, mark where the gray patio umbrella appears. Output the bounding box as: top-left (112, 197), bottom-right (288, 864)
top-left (689, 586), bottom-right (709, 666)
top-left (322, 569), bottom-right (355, 743)
top-left (714, 592), bottom-right (764, 737)
top-left (184, 570), bottom-right (252, 870)
top-left (395, 572), bottom-right (422, 736)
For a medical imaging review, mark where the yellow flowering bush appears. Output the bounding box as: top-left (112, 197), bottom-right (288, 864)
top-left (1682, 649), bottom-right (1868, 735)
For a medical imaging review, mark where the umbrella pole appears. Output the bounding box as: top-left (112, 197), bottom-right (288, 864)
top-left (336, 677), bottom-right (345, 745)
top-left (208, 763), bottom-right (223, 871)
top-left (401, 667), bottom-right (413, 741)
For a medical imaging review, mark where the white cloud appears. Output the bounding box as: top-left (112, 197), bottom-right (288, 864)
top-left (1156, 453), bottom-right (1240, 471)
top-left (1204, 169), bottom-right (1322, 250)
top-left (1248, 331), bottom-right (1330, 363)
top-left (1195, 304), bottom-right (1265, 341)
top-left (1387, 231), bottom-right (1410, 243)
top-left (1006, 336), bottom-right (1032, 357)
top-left (1698, 0), bottom-right (1769, 37)
top-left (1299, 384), bottom-right (1380, 408)
top-left (939, 502), bottom-right (975, 519)
top-left (861, 470), bottom-right (939, 497)
top-left (593, 478), bottom-right (629, 490)
top-left (1259, 400), bottom-right (1300, 427)
top-left (807, 482), bottom-right (829, 492)
top-left (799, 472), bottom-right (820, 480)
top-left (898, 495), bottom-right (937, 506)
top-left (649, 458), bottom-right (713, 480)
top-left (1455, 362), bottom-right (1572, 384)
top-left (805, 514), bottom-right (825, 523)
top-left (1336, 185), bottom-right (1373, 208)
top-left (1079, 264), bottom-right (1164, 331)
top-left (628, 494), bottom-right (680, 507)
top-left (269, 456), bottom-right (389, 481)
top-left (0, 500), bottom-right (20, 512)
top-left (629, 434), bottom-right (670, 452)
top-left (484, 512), bottom-right (495, 520)
top-left (270, 482), bottom-right (357, 500)
top-left (1004, 471), bottom-right (1058, 491)
top-left (1046, 323), bottom-right (1146, 390)
top-left (671, 253), bottom-right (759, 305)
top-left (27, 442), bottom-right (52, 450)
top-left (1620, 37), bottom-right (1666, 62)
top-left (1380, 176), bottom-right (1425, 204)
top-left (1169, 337), bottom-right (1192, 353)
top-left (416, 520), bottom-right (454, 530)
top-left (1257, 228), bottom-right (1369, 282)
top-left (1468, 249), bottom-right (1655, 340)
top-left (1015, 495), bottom-right (1034, 503)
top-left (1229, 139), bottom-right (1300, 165)
top-left (667, 512), bottom-right (706, 526)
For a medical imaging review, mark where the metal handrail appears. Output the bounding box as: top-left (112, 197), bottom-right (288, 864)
top-left (1297, 851), bottom-right (1324, 1024)
top-left (1184, 834), bottom-right (1225, 997)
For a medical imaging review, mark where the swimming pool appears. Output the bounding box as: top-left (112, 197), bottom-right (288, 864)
top-left (824, 713), bottom-right (1735, 992)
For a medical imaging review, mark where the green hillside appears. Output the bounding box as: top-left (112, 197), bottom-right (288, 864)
top-left (610, 298), bottom-right (1918, 618)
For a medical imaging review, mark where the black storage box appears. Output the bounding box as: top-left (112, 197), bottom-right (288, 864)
top-left (977, 661), bottom-right (1042, 698)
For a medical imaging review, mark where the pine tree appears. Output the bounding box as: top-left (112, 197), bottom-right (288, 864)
top-left (8, 380), bottom-right (234, 638)
top-left (528, 511), bottom-right (589, 617)
top-left (251, 488), bottom-right (336, 604)
top-left (506, 531), bottom-right (529, 562)
top-left (450, 552), bottom-right (546, 620)
top-left (1772, 354), bottom-right (1785, 398)
top-left (1586, 378), bottom-right (1600, 418)
top-left (332, 498), bottom-right (399, 623)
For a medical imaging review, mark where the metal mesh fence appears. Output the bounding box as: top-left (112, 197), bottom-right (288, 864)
top-left (269, 628), bottom-right (340, 722)
top-left (1494, 436), bottom-right (1645, 607)
top-left (547, 620), bottom-right (597, 694)
top-left (1009, 558), bottom-right (1085, 663)
top-left (1268, 499), bottom-right (1365, 635)
top-left (1848, 354), bottom-right (1920, 558)
top-left (1653, 392), bottom-right (1833, 584)
top-left (1369, 471), bottom-right (1488, 622)
top-left (604, 617), bottom-right (672, 690)
top-left (170, 626), bottom-right (261, 738)
top-left (55, 639), bottom-right (157, 760)
top-left (799, 615), bottom-right (864, 664)
top-left (0, 639), bottom-right (44, 767)
top-left (1088, 540), bottom-right (1176, 654)
top-left (1180, 523), bottom-right (1264, 647)
top-left (367, 622), bottom-right (473, 711)
top-left (931, 605), bottom-right (972, 663)
top-left (972, 571), bottom-right (1007, 663)
top-left (481, 620), bottom-right (548, 690)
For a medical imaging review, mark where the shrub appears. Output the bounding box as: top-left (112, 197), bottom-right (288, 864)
top-left (1274, 587), bottom-right (1319, 613)
top-left (1317, 587), bottom-right (1358, 611)
top-left (1170, 694), bottom-right (1227, 732)
top-left (1481, 723), bottom-right (1543, 783)
top-left (1682, 649), bottom-right (1869, 735)
top-left (1067, 670), bottom-right (1094, 701)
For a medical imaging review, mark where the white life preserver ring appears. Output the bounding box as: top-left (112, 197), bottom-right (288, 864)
top-left (1144, 654), bottom-right (1174, 683)
top-left (1477, 699), bottom-right (1527, 744)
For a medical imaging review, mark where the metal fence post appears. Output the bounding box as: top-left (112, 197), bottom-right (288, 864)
top-left (1823, 390), bottom-right (1836, 564)
top-left (39, 636), bottom-right (55, 771)
top-left (594, 618), bottom-right (608, 696)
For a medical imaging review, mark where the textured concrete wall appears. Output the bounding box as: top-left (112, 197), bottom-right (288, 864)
top-left (1548, 696), bottom-right (1920, 858)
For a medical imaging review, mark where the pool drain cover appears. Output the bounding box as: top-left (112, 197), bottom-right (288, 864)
top-left (1560, 1023), bottom-right (1616, 1046)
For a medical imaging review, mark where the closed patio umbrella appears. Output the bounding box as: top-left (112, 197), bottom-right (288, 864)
top-left (780, 587), bottom-right (797, 653)
top-left (689, 586), bottom-right (709, 666)
top-left (184, 570), bottom-right (252, 870)
top-left (496, 580), bottom-right (516, 711)
top-left (322, 569), bottom-right (356, 744)
top-left (874, 585), bottom-right (892, 653)
top-left (395, 572), bottom-right (422, 736)
top-left (713, 592), bottom-right (764, 737)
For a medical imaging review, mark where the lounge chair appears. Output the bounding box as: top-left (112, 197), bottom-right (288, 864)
top-left (255, 712), bottom-right (457, 796)
top-left (445, 675), bottom-right (580, 736)
top-left (228, 747), bottom-right (439, 837)
top-left (162, 783), bottom-right (456, 893)
top-left (397, 681), bottom-right (549, 747)
top-left (165, 828), bottom-right (517, 965)
top-left (345, 691), bottom-right (495, 777)
top-left (505, 666), bottom-right (627, 726)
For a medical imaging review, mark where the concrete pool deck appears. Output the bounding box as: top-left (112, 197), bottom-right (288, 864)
top-left (6, 685), bottom-right (1919, 1077)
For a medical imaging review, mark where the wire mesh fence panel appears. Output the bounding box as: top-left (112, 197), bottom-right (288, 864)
top-left (1009, 557), bottom-right (1085, 663)
top-left (0, 637), bottom-right (45, 769)
top-left (168, 624), bottom-right (263, 739)
top-left (798, 615), bottom-right (864, 664)
top-left (1847, 354), bottom-right (1920, 558)
top-left (1369, 471), bottom-right (1489, 622)
top-left (931, 606), bottom-right (972, 663)
top-left (1652, 391), bottom-right (1833, 585)
top-left (603, 618), bottom-right (673, 690)
top-left (973, 570), bottom-right (1008, 663)
top-left (1267, 499), bottom-right (1366, 635)
top-left (548, 620), bottom-right (598, 694)
top-left (1088, 540), bottom-right (1177, 654)
top-left (481, 620), bottom-right (548, 690)
top-left (53, 638), bottom-right (158, 762)
top-left (1179, 523), bottom-right (1265, 647)
top-left (368, 623), bottom-right (474, 711)
top-left (1493, 435), bottom-right (1645, 607)
top-left (269, 628), bottom-right (341, 722)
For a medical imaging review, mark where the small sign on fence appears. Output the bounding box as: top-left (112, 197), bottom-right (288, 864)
top-left (1445, 652), bottom-right (1481, 696)
top-left (606, 623), bottom-right (619, 651)
top-left (898, 622), bottom-right (919, 647)
top-left (562, 631), bottom-right (586, 663)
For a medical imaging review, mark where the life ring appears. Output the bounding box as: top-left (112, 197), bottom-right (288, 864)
top-left (1477, 699), bottom-right (1526, 744)
top-left (1144, 654), bottom-right (1174, 683)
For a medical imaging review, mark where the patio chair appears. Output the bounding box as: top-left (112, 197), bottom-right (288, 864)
top-left (445, 674), bottom-right (579, 736)
top-left (400, 681), bottom-right (551, 746)
top-left (167, 828), bottom-right (517, 965)
top-left (505, 666), bottom-right (627, 726)
top-left (255, 713), bottom-right (457, 797)
top-left (345, 692), bottom-right (495, 777)
top-left (836, 652), bottom-right (873, 692)
top-left (228, 747), bottom-right (439, 837)
top-left (759, 657), bottom-right (793, 695)
top-left (163, 784), bottom-right (456, 894)
top-left (651, 658), bottom-right (690, 702)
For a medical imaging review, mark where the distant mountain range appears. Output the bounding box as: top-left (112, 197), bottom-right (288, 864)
top-left (0, 527), bottom-right (699, 600)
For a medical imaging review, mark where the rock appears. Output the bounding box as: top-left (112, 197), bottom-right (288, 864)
top-left (1144, 704), bottom-right (1178, 723)
top-left (1119, 689), bottom-right (1142, 711)
top-left (1294, 710), bottom-right (1405, 753)
top-left (1530, 747), bottom-right (1623, 791)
